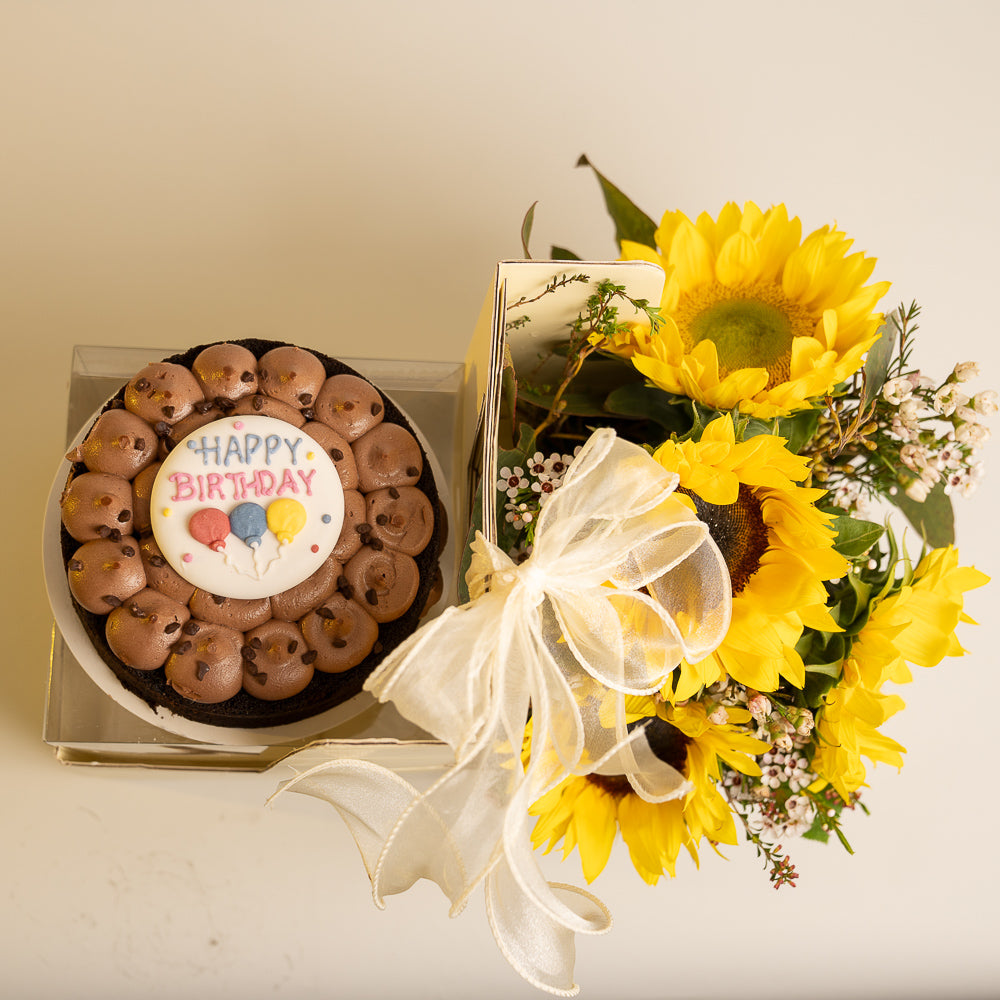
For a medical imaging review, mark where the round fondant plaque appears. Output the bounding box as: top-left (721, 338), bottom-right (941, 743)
top-left (150, 415), bottom-right (345, 599)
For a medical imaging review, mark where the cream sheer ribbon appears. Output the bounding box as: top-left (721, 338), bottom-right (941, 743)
top-left (270, 428), bottom-right (731, 995)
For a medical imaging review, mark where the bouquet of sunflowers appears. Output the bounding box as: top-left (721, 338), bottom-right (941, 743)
top-left (493, 159), bottom-right (992, 888)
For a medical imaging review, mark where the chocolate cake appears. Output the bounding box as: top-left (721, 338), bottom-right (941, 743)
top-left (57, 340), bottom-right (444, 729)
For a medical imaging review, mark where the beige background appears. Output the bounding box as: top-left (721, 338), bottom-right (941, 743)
top-left (3, 2), bottom-right (998, 998)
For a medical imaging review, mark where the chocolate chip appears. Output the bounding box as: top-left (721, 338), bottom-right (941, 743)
top-left (108, 398), bottom-right (124, 409)
top-left (343, 401), bottom-right (354, 411)
top-left (316, 607), bottom-right (334, 620)
top-left (406, 466), bottom-right (419, 477)
top-left (109, 529), bottom-right (122, 543)
top-left (250, 636), bottom-right (263, 649)
top-left (98, 525), bottom-right (111, 538)
top-left (368, 537), bottom-right (384, 551)
top-left (195, 660), bottom-right (211, 681)
top-left (298, 392), bottom-right (313, 405)
top-left (128, 603), bottom-right (145, 618)
top-left (301, 649), bottom-right (318, 665)
top-left (241, 646), bottom-right (257, 661)
top-left (161, 405), bottom-right (175, 418)
top-left (244, 661), bottom-right (259, 676)
top-left (388, 487), bottom-right (400, 499)
top-left (375, 514), bottom-right (389, 525)
top-left (133, 438), bottom-right (146, 450)
top-left (69, 559), bottom-right (84, 572)
top-left (356, 522), bottom-right (372, 534)
top-left (147, 613), bottom-right (158, 624)
top-left (154, 421), bottom-right (170, 436)
top-left (331, 448), bottom-right (344, 461)
top-left (104, 595), bottom-right (123, 607)
top-left (287, 640), bottom-right (298, 654)
top-left (196, 400), bottom-right (214, 414)
top-left (182, 621), bottom-right (200, 635)
top-left (99, 495), bottom-right (113, 507)
top-left (164, 621), bottom-right (181, 634)
top-left (371, 402), bottom-right (382, 416)
top-left (121, 545), bottom-right (135, 557)
top-left (219, 398), bottom-right (236, 413)
top-left (212, 594), bottom-right (226, 606)
top-left (174, 640), bottom-right (192, 654)
top-left (302, 408), bottom-right (315, 420)
top-left (365, 589), bottom-right (378, 606)
top-left (135, 377), bottom-right (150, 391)
top-left (252, 395), bottom-right (264, 412)
top-left (117, 509), bottom-right (131, 522)
top-left (149, 554), bottom-right (167, 568)
top-left (373, 641), bottom-right (383, 654)
top-left (241, 370), bottom-right (254, 383)
top-left (332, 638), bottom-right (347, 649)
top-left (253, 672), bottom-right (268, 685)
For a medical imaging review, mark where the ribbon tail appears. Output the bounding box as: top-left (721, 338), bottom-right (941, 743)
top-left (485, 857), bottom-right (611, 998)
top-left (269, 759), bottom-right (436, 898)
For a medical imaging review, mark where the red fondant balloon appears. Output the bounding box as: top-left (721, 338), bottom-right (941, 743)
top-left (189, 507), bottom-right (231, 552)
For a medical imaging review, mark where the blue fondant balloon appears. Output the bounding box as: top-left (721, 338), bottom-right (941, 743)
top-left (229, 502), bottom-right (268, 549)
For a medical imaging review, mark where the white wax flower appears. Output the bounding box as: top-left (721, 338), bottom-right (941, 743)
top-left (953, 361), bottom-right (981, 382)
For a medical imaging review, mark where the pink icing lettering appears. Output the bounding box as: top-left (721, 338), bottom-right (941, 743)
top-left (170, 472), bottom-right (196, 502)
top-left (296, 469), bottom-right (316, 495)
top-left (224, 471), bottom-right (247, 500)
top-left (276, 469), bottom-right (300, 496)
top-left (206, 472), bottom-right (225, 500)
top-left (250, 470), bottom-right (276, 497)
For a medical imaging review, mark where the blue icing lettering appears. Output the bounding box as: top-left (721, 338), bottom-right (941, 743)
top-left (284, 437), bottom-right (303, 465)
top-left (187, 436), bottom-right (222, 466)
top-left (223, 435), bottom-right (244, 466)
top-left (265, 434), bottom-right (282, 464)
top-left (244, 434), bottom-right (262, 463)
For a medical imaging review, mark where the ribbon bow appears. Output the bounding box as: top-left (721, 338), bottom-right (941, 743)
top-left (272, 428), bottom-right (731, 995)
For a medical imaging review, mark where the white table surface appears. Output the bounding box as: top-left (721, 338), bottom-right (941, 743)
top-left (3, 3), bottom-right (998, 998)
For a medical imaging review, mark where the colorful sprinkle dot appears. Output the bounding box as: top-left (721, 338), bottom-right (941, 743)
top-left (321, 514), bottom-right (331, 524)
top-left (162, 508), bottom-right (172, 517)
top-left (182, 553), bottom-right (193, 563)
top-left (233, 420), bottom-right (244, 429)
top-left (310, 544), bottom-right (319, 553)
top-left (306, 451), bottom-right (315, 461)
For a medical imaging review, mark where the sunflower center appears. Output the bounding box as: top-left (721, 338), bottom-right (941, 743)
top-left (676, 281), bottom-right (815, 390)
top-left (682, 483), bottom-right (770, 596)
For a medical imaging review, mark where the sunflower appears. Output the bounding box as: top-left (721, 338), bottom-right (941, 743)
top-left (528, 699), bottom-right (769, 884)
top-left (813, 547), bottom-right (988, 801)
top-left (652, 414), bottom-right (847, 696)
top-left (616, 202), bottom-right (890, 417)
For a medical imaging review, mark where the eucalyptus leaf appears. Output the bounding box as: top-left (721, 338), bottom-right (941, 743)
top-left (577, 154), bottom-right (658, 250)
top-left (890, 479), bottom-right (955, 548)
top-left (551, 245), bottom-right (583, 261)
top-left (604, 383), bottom-right (693, 435)
top-left (860, 311), bottom-right (900, 412)
top-left (520, 201), bottom-right (537, 259)
top-left (829, 515), bottom-right (885, 558)
top-left (518, 384), bottom-right (610, 418)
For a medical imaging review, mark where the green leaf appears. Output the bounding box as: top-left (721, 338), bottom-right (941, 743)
top-left (802, 667), bottom-right (841, 709)
top-left (804, 660), bottom-right (844, 678)
top-left (829, 515), bottom-right (885, 558)
top-left (577, 154), bottom-right (658, 249)
top-left (520, 201), bottom-right (537, 259)
top-left (518, 384), bottom-right (614, 418)
top-left (604, 383), bottom-right (693, 435)
top-left (889, 479), bottom-right (955, 548)
top-left (801, 824), bottom-right (831, 844)
top-left (741, 408), bottom-right (821, 454)
top-left (860, 311), bottom-right (900, 412)
top-left (551, 245), bottom-right (582, 261)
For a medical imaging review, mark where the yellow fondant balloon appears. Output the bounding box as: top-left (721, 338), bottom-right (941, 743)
top-left (267, 498), bottom-right (307, 545)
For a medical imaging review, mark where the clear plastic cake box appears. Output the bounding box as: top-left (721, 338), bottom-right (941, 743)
top-left (44, 261), bottom-right (663, 771)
